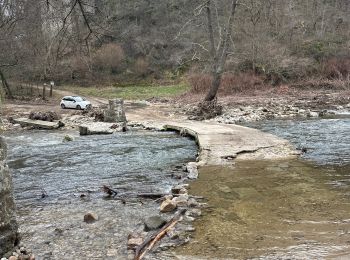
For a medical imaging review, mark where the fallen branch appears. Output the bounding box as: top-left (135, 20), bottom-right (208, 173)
top-left (134, 209), bottom-right (186, 260)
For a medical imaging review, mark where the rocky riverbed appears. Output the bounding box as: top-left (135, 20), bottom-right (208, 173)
top-left (2, 130), bottom-right (202, 259)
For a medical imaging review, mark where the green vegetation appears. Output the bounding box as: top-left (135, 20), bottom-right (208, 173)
top-left (62, 83), bottom-right (189, 100)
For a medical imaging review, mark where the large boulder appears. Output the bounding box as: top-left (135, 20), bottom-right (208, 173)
top-left (0, 138), bottom-right (18, 256)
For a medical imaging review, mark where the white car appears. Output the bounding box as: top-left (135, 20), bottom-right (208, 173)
top-left (60, 96), bottom-right (91, 110)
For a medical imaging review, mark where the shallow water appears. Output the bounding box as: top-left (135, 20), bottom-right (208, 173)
top-left (177, 118), bottom-right (350, 259)
top-left (5, 130), bottom-right (197, 259)
top-left (246, 118), bottom-right (350, 165)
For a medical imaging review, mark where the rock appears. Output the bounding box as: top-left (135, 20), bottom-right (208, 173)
top-left (187, 209), bottom-right (202, 217)
top-left (83, 213), bottom-right (98, 223)
top-left (173, 194), bottom-right (189, 207)
top-left (160, 199), bottom-right (177, 213)
top-left (307, 111), bottom-right (319, 117)
top-left (171, 185), bottom-right (187, 195)
top-left (29, 254), bottom-right (35, 260)
top-left (163, 195), bottom-right (173, 201)
top-left (63, 135), bottom-right (73, 142)
top-left (0, 138), bottom-right (18, 257)
top-left (127, 234), bottom-right (143, 250)
top-left (186, 162), bottom-right (198, 179)
top-left (144, 215), bottom-right (167, 231)
top-left (79, 122), bottom-right (116, 135)
top-left (9, 256), bottom-right (17, 260)
top-left (188, 198), bottom-right (199, 208)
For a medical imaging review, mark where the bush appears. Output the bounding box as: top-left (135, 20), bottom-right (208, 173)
top-left (187, 73), bottom-right (212, 93)
top-left (187, 72), bottom-right (266, 95)
top-left (93, 43), bottom-right (125, 73)
top-left (134, 57), bottom-right (149, 77)
top-left (322, 56), bottom-right (350, 79)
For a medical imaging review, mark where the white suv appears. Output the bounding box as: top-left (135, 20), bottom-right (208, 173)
top-left (60, 96), bottom-right (91, 110)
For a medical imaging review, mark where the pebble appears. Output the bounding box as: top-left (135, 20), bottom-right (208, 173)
top-left (83, 213), bottom-right (98, 223)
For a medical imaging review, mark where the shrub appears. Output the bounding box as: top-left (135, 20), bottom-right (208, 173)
top-left (322, 56), bottom-right (350, 79)
top-left (187, 73), bottom-right (212, 93)
top-left (93, 43), bottom-right (125, 73)
top-left (187, 72), bottom-right (266, 95)
top-left (134, 57), bottom-right (149, 77)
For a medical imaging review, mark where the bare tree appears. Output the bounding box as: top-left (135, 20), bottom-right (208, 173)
top-left (204, 0), bottom-right (239, 101)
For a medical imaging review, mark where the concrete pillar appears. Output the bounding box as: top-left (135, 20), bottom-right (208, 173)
top-left (0, 138), bottom-right (18, 256)
top-left (104, 98), bottom-right (127, 123)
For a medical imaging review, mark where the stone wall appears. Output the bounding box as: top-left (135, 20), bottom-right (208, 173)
top-left (0, 137), bottom-right (18, 256)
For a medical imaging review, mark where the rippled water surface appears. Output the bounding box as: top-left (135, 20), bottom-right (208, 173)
top-left (6, 130), bottom-right (197, 259)
top-left (177, 118), bottom-right (350, 260)
top-left (246, 118), bottom-right (350, 165)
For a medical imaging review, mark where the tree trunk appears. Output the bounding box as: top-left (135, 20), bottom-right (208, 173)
top-left (0, 69), bottom-right (13, 99)
top-left (204, 71), bottom-right (222, 101)
top-left (42, 84), bottom-right (46, 100)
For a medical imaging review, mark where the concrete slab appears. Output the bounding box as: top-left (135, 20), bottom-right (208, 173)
top-left (161, 121), bottom-right (299, 166)
top-left (13, 118), bottom-right (60, 129)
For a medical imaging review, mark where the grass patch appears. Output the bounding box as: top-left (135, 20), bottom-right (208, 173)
top-left (61, 83), bottom-right (189, 100)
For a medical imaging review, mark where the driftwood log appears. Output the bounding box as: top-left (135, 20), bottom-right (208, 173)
top-left (102, 186), bottom-right (166, 200)
top-left (134, 209), bottom-right (187, 260)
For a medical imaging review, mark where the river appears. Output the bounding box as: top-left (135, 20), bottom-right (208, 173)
top-left (5, 130), bottom-right (197, 259)
top-left (177, 118), bottom-right (350, 259)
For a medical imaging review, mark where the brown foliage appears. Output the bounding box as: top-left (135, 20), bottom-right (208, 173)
top-left (134, 57), bottom-right (149, 77)
top-left (93, 43), bottom-right (125, 73)
top-left (187, 73), bottom-right (212, 94)
top-left (187, 72), bottom-right (266, 95)
top-left (322, 57), bottom-right (350, 80)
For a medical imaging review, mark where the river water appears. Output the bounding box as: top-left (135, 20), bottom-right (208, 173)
top-left (5, 118), bottom-right (350, 259)
top-left (5, 130), bottom-right (197, 259)
top-left (177, 118), bottom-right (350, 259)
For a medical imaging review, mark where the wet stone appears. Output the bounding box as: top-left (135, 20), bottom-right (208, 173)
top-left (127, 235), bottom-right (143, 250)
top-left (173, 194), bottom-right (189, 207)
top-left (187, 209), bottom-right (202, 218)
top-left (186, 162), bottom-right (198, 179)
top-left (144, 215), bottom-right (167, 231)
top-left (160, 199), bottom-right (177, 213)
top-left (83, 213), bottom-right (98, 223)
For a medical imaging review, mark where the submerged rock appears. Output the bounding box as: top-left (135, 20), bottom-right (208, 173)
top-left (127, 234), bottom-right (143, 250)
top-left (63, 135), bottom-right (73, 142)
top-left (83, 213), bottom-right (98, 223)
top-left (144, 215), bottom-right (167, 231)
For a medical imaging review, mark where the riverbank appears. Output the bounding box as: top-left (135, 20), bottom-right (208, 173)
top-left (1, 88), bottom-right (349, 259)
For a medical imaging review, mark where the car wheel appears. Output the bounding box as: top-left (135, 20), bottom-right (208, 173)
top-left (61, 104), bottom-right (65, 109)
top-left (76, 105), bottom-right (81, 110)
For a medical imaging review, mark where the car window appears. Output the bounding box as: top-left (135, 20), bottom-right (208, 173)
top-left (74, 97), bottom-right (83, 102)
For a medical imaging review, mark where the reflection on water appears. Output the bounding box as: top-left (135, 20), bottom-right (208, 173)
top-left (177, 161), bottom-right (350, 259)
top-left (5, 130), bottom-right (197, 259)
top-left (177, 118), bottom-right (350, 259)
